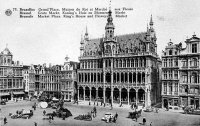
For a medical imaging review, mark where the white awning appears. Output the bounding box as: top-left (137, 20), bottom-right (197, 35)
top-left (0, 93), bottom-right (10, 97)
top-left (13, 92), bottom-right (25, 95)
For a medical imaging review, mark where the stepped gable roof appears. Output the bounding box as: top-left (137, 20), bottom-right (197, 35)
top-left (0, 47), bottom-right (13, 55)
top-left (84, 32), bottom-right (147, 52)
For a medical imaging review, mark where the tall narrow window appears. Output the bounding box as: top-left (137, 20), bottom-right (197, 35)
top-left (169, 70), bottom-right (172, 79)
top-left (164, 71), bottom-right (167, 79)
top-left (192, 44), bottom-right (197, 53)
top-left (164, 82), bottom-right (167, 94)
top-left (169, 50), bottom-right (173, 55)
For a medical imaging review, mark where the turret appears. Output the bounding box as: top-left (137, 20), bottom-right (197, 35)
top-left (80, 34), bottom-right (84, 56)
top-left (105, 8), bottom-right (115, 41)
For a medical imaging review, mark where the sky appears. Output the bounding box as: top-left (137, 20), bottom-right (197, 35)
top-left (0, 0), bottom-right (200, 65)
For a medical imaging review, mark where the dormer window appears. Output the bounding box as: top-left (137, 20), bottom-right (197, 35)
top-left (192, 44), bottom-right (197, 53)
top-left (169, 50), bottom-right (172, 55)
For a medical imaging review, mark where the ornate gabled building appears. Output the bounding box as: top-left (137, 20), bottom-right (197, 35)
top-left (39, 64), bottom-right (62, 99)
top-left (161, 40), bottom-right (182, 109)
top-left (0, 47), bottom-right (24, 101)
top-left (162, 34), bottom-right (200, 109)
top-left (77, 9), bottom-right (161, 107)
top-left (60, 56), bottom-right (78, 101)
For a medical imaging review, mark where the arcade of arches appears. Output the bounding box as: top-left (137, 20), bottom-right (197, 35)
top-left (78, 86), bottom-right (146, 105)
top-left (78, 72), bottom-right (146, 84)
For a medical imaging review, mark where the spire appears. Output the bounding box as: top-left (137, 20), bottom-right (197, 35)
top-left (105, 0), bottom-right (115, 40)
top-left (84, 26), bottom-right (89, 41)
top-left (150, 14), bottom-right (153, 26)
top-left (147, 23), bottom-right (149, 32)
top-left (85, 26), bottom-right (88, 36)
top-left (109, 0), bottom-right (111, 10)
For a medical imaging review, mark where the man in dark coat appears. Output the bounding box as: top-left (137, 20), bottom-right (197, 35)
top-left (4, 117), bottom-right (7, 125)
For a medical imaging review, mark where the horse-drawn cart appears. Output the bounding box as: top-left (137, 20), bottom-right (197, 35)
top-left (128, 109), bottom-right (142, 120)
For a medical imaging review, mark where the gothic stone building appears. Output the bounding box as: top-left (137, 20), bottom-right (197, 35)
top-left (162, 34), bottom-right (200, 109)
top-left (77, 9), bottom-right (161, 107)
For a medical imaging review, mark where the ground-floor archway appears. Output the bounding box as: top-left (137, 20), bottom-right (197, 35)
top-left (113, 88), bottom-right (119, 103)
top-left (79, 86), bottom-right (84, 100)
top-left (105, 87), bottom-right (111, 103)
top-left (129, 88), bottom-right (136, 103)
top-left (91, 87), bottom-right (96, 100)
top-left (121, 88), bottom-right (128, 104)
top-left (163, 99), bottom-right (168, 108)
top-left (138, 89), bottom-right (145, 103)
top-left (85, 87), bottom-right (90, 100)
top-left (98, 87), bottom-right (103, 101)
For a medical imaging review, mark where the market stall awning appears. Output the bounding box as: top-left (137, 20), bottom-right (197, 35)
top-left (0, 93), bottom-right (10, 97)
top-left (13, 92), bottom-right (25, 95)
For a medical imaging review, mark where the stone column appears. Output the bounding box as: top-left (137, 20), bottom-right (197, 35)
top-left (96, 88), bottom-right (98, 100)
top-left (83, 73), bottom-right (85, 82)
top-left (127, 89), bottom-right (129, 105)
top-left (119, 72), bottom-right (121, 83)
top-left (128, 72), bottom-right (129, 84)
top-left (119, 88), bottom-right (121, 105)
top-left (136, 90), bottom-right (138, 105)
top-left (83, 87), bottom-right (85, 101)
top-left (136, 72), bottom-right (138, 86)
top-left (103, 73), bottom-right (106, 103)
top-left (89, 87), bottom-right (91, 102)
top-left (188, 97), bottom-right (190, 106)
top-left (111, 73), bottom-right (113, 105)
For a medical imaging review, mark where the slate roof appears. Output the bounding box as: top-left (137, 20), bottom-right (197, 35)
top-left (84, 32), bottom-right (147, 53)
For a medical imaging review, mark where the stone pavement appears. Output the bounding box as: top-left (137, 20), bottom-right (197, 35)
top-left (76, 100), bottom-right (185, 113)
top-left (76, 100), bottom-right (132, 109)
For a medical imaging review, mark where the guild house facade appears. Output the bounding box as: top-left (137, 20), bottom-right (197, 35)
top-left (60, 56), bottom-right (78, 101)
top-left (162, 34), bottom-right (200, 109)
top-left (0, 47), bottom-right (24, 101)
top-left (77, 9), bottom-right (161, 107)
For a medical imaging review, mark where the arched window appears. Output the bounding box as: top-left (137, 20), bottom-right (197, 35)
top-left (169, 50), bottom-right (173, 55)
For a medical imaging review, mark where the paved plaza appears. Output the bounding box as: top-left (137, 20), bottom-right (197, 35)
top-left (0, 100), bottom-right (200, 126)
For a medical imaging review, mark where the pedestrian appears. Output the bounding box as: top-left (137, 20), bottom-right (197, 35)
top-left (150, 122), bottom-right (152, 126)
top-left (115, 112), bottom-right (118, 119)
top-left (52, 115), bottom-right (54, 120)
top-left (111, 103), bottom-right (113, 110)
top-left (93, 106), bottom-right (96, 116)
top-left (34, 122), bottom-right (37, 126)
top-left (16, 110), bottom-right (19, 115)
top-left (109, 116), bottom-right (112, 123)
top-left (91, 110), bottom-right (93, 118)
top-left (143, 117), bottom-right (146, 125)
top-left (43, 110), bottom-right (46, 116)
top-left (4, 117), bottom-right (7, 125)
top-left (113, 116), bottom-right (116, 123)
top-left (49, 116), bottom-right (51, 123)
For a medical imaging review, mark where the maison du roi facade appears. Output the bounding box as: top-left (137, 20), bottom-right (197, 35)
top-left (0, 47), bottom-right (24, 101)
top-left (162, 34), bottom-right (200, 109)
top-left (77, 9), bottom-right (161, 107)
